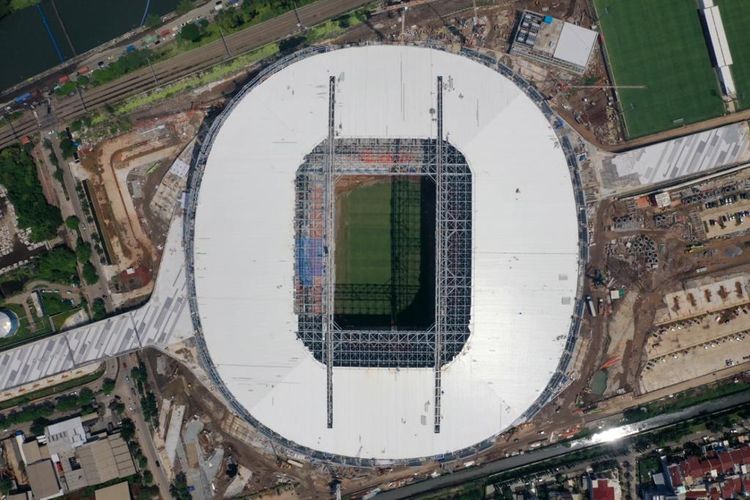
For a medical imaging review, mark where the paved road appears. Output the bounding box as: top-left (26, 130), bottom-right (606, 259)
top-left (373, 389), bottom-right (750, 499)
top-left (0, 0), bottom-right (369, 149)
top-left (118, 353), bottom-right (172, 500)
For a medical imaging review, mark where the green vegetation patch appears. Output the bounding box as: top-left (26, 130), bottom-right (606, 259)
top-left (623, 380), bottom-right (750, 423)
top-left (0, 146), bottom-right (62, 241)
top-left (594, 0), bottom-right (725, 138)
top-left (336, 179), bottom-right (394, 290)
top-left (716, 0), bottom-right (750, 109)
top-left (335, 177), bottom-right (433, 328)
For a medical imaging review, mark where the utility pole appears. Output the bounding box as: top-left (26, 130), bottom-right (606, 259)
top-left (401, 6), bottom-right (408, 39)
top-left (3, 114), bottom-right (18, 140)
top-left (75, 86), bottom-right (87, 112)
top-left (146, 56), bottom-right (159, 86)
top-left (218, 27), bottom-right (231, 57)
top-left (292, 0), bottom-right (304, 30)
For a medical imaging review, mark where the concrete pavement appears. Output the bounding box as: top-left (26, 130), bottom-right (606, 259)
top-left (117, 353), bottom-right (172, 499)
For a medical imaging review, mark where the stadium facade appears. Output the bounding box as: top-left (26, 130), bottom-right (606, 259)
top-left (187, 45), bottom-right (585, 461)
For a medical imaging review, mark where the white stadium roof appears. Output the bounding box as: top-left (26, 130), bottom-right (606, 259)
top-left (192, 46), bottom-right (580, 460)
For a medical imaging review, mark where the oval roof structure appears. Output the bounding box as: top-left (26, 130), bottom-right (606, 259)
top-left (191, 45), bottom-right (580, 460)
top-left (0, 310), bottom-right (18, 338)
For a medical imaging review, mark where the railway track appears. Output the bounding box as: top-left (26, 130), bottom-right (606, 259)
top-left (0, 0), bottom-right (369, 148)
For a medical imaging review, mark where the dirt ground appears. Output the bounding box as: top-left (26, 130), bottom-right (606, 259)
top-left (336, 0), bottom-right (621, 145)
top-left (78, 112), bottom-right (201, 301)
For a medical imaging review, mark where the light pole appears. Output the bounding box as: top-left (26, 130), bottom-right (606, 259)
top-left (218, 26), bottom-right (231, 57)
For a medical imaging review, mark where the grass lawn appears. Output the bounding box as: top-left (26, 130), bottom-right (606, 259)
top-left (0, 302), bottom-right (53, 351)
top-left (335, 177), bottom-right (426, 322)
top-left (336, 180), bottom-right (393, 289)
top-left (594, 0), bottom-right (725, 138)
top-left (716, 0), bottom-right (750, 109)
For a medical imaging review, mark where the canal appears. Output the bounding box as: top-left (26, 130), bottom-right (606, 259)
top-left (0, 0), bottom-right (180, 92)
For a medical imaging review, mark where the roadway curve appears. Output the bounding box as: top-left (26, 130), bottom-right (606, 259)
top-left (0, 0), bottom-right (369, 149)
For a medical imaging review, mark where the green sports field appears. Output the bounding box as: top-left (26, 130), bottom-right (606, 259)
top-left (716, 0), bottom-right (750, 109)
top-left (334, 177), bottom-right (434, 328)
top-left (594, 0), bottom-right (725, 138)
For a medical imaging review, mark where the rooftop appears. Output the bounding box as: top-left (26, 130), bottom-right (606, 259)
top-left (191, 45), bottom-right (581, 460)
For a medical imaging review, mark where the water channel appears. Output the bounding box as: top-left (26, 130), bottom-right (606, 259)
top-left (0, 0), bottom-right (180, 92)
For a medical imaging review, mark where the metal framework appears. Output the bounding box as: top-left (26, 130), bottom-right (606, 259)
top-left (183, 44), bottom-right (589, 463)
top-left (292, 77), bottom-right (472, 431)
top-left (434, 76), bottom-right (445, 433)
top-left (323, 76), bottom-right (336, 428)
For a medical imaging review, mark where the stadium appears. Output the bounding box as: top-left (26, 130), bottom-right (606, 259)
top-left (185, 45), bottom-right (586, 462)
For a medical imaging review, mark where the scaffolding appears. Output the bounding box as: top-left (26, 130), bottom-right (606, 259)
top-left (292, 78), bottom-right (472, 432)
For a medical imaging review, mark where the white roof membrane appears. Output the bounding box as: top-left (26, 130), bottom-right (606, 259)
top-left (192, 46), bottom-right (579, 459)
top-left (553, 23), bottom-right (597, 69)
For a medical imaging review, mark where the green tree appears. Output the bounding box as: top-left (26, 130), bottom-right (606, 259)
top-left (59, 134), bottom-right (77, 159)
top-left (0, 146), bottom-right (62, 241)
top-left (139, 455), bottom-right (148, 468)
top-left (76, 239), bottom-right (92, 262)
top-left (36, 246), bottom-right (78, 283)
top-left (179, 22), bottom-right (202, 42)
top-left (56, 394), bottom-right (79, 412)
top-left (0, 476), bottom-right (12, 495)
top-left (120, 417), bottom-right (136, 441)
top-left (30, 416), bottom-right (49, 436)
top-left (92, 298), bottom-right (107, 320)
top-left (146, 13), bottom-right (161, 28)
top-left (82, 261), bottom-right (99, 285)
top-left (102, 377), bottom-right (116, 394)
top-left (78, 387), bottom-right (94, 406)
top-left (170, 472), bottom-right (192, 500)
top-left (141, 392), bottom-right (158, 421)
top-left (176, 0), bottom-right (192, 15)
top-left (65, 216), bottom-right (80, 231)
top-left (142, 469), bottom-right (154, 485)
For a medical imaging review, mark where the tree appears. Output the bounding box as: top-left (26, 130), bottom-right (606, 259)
top-left (82, 261), bottom-right (99, 285)
top-left (102, 377), bottom-right (116, 394)
top-left (0, 146), bottom-right (63, 241)
top-left (141, 392), bottom-right (158, 421)
top-left (92, 298), bottom-right (107, 320)
top-left (0, 476), bottom-right (12, 494)
top-left (30, 416), bottom-right (49, 436)
top-left (142, 469), bottom-right (154, 485)
top-left (170, 472), bottom-right (192, 500)
top-left (111, 400), bottom-right (125, 415)
top-left (176, 0), bottom-right (192, 15)
top-left (65, 216), bottom-right (80, 231)
top-left (59, 136), bottom-right (77, 159)
top-left (146, 13), bottom-right (161, 28)
top-left (76, 239), bottom-right (92, 262)
top-left (56, 394), bottom-right (79, 412)
top-left (131, 364), bottom-right (147, 384)
top-left (120, 417), bottom-right (136, 441)
top-left (279, 35), bottom-right (305, 53)
top-left (179, 22), bottom-right (202, 43)
top-left (78, 387), bottom-right (94, 406)
top-left (139, 455), bottom-right (148, 468)
top-left (36, 246), bottom-right (78, 284)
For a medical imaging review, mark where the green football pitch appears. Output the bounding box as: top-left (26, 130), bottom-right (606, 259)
top-left (334, 177), bottom-right (433, 327)
top-left (716, 0), bottom-right (750, 110)
top-left (594, 0), bottom-right (725, 138)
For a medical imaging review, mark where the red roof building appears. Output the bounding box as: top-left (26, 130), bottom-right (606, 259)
top-left (590, 479), bottom-right (620, 500)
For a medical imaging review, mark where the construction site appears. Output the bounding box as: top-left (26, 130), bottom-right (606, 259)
top-left (4, 0), bottom-right (750, 497)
